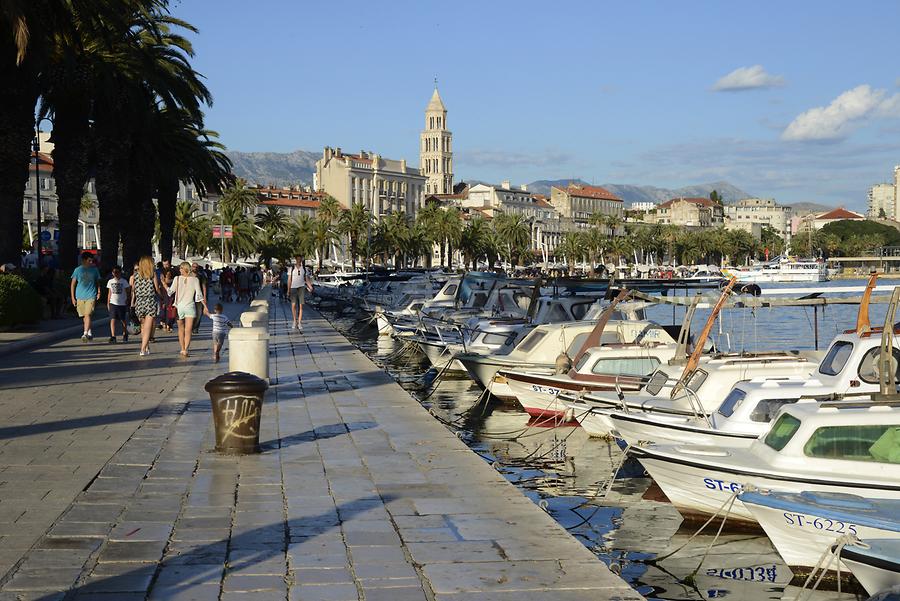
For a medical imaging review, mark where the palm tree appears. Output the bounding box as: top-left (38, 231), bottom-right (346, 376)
top-left (316, 195), bottom-right (341, 225)
top-left (415, 201), bottom-right (441, 268)
top-left (459, 217), bottom-right (489, 269)
top-left (220, 178), bottom-right (258, 214)
top-left (434, 207), bottom-right (463, 268)
top-left (255, 206), bottom-right (287, 237)
top-left (493, 213), bottom-right (532, 267)
top-left (311, 218), bottom-right (337, 271)
top-left (172, 199), bottom-right (199, 259)
top-left (555, 231), bottom-right (582, 275)
top-left (215, 203), bottom-right (258, 263)
top-left (581, 226), bottom-right (607, 276)
top-left (286, 215), bottom-right (315, 257)
top-left (338, 203), bottom-right (371, 271)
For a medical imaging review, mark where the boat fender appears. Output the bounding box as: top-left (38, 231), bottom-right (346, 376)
top-left (555, 352), bottom-right (573, 374)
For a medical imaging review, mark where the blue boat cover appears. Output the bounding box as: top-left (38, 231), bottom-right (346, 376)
top-left (739, 491), bottom-right (900, 532)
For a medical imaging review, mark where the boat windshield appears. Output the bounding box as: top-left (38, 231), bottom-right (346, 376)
top-left (819, 341), bottom-right (854, 376)
top-left (804, 424), bottom-right (900, 464)
top-left (516, 330), bottom-right (547, 354)
top-left (590, 356), bottom-right (660, 377)
top-left (717, 388), bottom-right (746, 418)
top-left (764, 413), bottom-right (802, 451)
top-left (750, 399), bottom-right (799, 423)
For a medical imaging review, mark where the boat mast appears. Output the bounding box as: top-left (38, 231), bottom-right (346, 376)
top-left (568, 288), bottom-right (630, 371)
top-left (849, 272), bottom-right (879, 335)
top-left (876, 286), bottom-right (900, 399)
top-left (670, 277), bottom-right (737, 398)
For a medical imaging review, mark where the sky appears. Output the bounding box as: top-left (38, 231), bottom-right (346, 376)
top-left (174, 0), bottom-right (900, 209)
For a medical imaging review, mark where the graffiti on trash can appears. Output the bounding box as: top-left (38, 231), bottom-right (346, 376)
top-left (216, 395), bottom-right (261, 440)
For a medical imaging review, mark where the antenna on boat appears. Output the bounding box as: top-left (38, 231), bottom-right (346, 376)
top-left (568, 288), bottom-right (630, 375)
top-left (876, 286), bottom-right (900, 399)
top-left (669, 293), bottom-right (702, 366)
top-left (670, 277), bottom-right (737, 398)
top-left (849, 272), bottom-right (879, 335)
top-left (525, 277), bottom-right (543, 321)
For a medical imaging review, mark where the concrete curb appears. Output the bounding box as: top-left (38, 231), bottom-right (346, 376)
top-left (0, 317), bottom-right (111, 358)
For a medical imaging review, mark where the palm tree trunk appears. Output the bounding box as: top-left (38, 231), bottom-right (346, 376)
top-left (51, 106), bottom-right (92, 273)
top-left (156, 179), bottom-right (178, 263)
top-left (0, 64), bottom-right (38, 264)
top-left (94, 136), bottom-right (131, 274)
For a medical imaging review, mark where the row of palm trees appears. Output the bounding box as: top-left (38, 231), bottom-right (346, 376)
top-left (2, 0), bottom-right (232, 272)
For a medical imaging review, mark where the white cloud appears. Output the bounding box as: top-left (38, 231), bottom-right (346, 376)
top-left (782, 84), bottom-right (900, 141)
top-left (712, 65), bottom-right (785, 92)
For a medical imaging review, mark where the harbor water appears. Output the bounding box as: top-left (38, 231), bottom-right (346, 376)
top-left (318, 279), bottom-right (886, 601)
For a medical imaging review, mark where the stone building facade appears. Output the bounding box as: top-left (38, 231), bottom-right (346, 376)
top-left (724, 197), bottom-right (792, 242)
top-left (315, 147), bottom-right (426, 220)
top-left (649, 197), bottom-right (724, 227)
top-left (549, 183), bottom-right (624, 224)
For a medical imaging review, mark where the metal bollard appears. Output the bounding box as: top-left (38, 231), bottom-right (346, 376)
top-left (204, 371), bottom-right (268, 454)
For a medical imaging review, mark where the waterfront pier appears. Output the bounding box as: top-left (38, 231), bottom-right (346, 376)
top-left (0, 300), bottom-right (640, 600)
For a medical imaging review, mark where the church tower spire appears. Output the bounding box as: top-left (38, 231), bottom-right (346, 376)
top-left (420, 85), bottom-right (453, 195)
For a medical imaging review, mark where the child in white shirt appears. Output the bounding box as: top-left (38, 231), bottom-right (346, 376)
top-left (209, 303), bottom-right (233, 362)
top-left (106, 266), bottom-right (131, 343)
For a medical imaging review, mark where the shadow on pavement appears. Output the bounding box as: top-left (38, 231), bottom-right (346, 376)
top-left (259, 421), bottom-right (376, 452)
top-left (32, 494), bottom-right (395, 600)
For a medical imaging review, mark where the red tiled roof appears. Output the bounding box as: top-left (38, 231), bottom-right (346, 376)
top-left (533, 198), bottom-right (553, 208)
top-left (562, 183), bottom-right (622, 202)
top-left (817, 207), bottom-right (864, 220)
top-left (261, 197), bottom-right (320, 209)
top-left (658, 197), bottom-right (718, 209)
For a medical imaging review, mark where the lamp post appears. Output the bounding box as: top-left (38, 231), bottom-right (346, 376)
top-left (32, 117), bottom-right (53, 269)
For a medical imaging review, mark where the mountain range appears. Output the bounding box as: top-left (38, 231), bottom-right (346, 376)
top-left (224, 149), bottom-right (833, 213)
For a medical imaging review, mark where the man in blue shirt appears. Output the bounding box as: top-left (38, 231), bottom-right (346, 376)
top-left (70, 251), bottom-right (102, 342)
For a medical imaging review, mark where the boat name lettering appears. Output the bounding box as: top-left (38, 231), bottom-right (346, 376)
top-left (781, 512), bottom-right (858, 535)
top-left (703, 477), bottom-right (742, 493)
top-left (704, 565), bottom-right (778, 583)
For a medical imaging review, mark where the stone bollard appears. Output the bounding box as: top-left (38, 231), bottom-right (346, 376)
top-left (229, 326), bottom-right (269, 380)
top-left (240, 310), bottom-right (267, 328)
top-left (249, 299), bottom-right (268, 310)
top-left (204, 371), bottom-right (268, 454)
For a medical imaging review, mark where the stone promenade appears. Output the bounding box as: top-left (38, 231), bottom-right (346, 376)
top-left (0, 297), bottom-right (640, 601)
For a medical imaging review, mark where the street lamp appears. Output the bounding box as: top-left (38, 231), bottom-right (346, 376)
top-left (32, 116), bottom-right (53, 269)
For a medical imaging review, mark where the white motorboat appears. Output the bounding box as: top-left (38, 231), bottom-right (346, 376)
top-left (740, 490), bottom-right (900, 570)
top-left (605, 274), bottom-right (899, 446)
top-left (723, 256), bottom-right (827, 283)
top-left (631, 401), bottom-right (900, 526)
top-left (840, 539), bottom-right (900, 595)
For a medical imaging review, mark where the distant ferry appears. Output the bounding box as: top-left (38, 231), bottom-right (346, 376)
top-left (722, 256), bottom-right (828, 283)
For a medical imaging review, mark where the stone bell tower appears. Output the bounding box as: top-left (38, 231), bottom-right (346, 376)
top-left (420, 83), bottom-right (453, 195)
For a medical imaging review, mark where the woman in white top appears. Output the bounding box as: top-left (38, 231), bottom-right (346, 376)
top-left (167, 262), bottom-right (210, 357)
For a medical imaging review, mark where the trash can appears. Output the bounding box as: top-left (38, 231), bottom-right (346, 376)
top-left (204, 371), bottom-right (268, 454)
top-left (229, 326), bottom-right (269, 380)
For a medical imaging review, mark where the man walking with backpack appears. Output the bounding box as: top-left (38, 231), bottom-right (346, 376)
top-left (287, 255), bottom-right (313, 332)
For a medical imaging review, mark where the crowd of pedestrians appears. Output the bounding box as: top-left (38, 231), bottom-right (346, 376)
top-left (64, 252), bottom-right (279, 360)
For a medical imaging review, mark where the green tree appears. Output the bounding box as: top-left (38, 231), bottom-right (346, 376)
top-left (459, 217), bottom-right (490, 269)
top-left (338, 203), bottom-right (372, 271)
top-left (255, 206), bottom-right (288, 237)
top-left (555, 231), bottom-right (582, 276)
top-left (310, 218), bottom-right (336, 271)
top-left (434, 207), bottom-right (463, 268)
top-left (493, 212), bottom-right (531, 266)
top-left (316, 194), bottom-right (341, 225)
top-left (415, 201), bottom-right (441, 268)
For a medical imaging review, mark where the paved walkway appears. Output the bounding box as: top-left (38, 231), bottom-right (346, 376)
top-left (0, 298), bottom-right (640, 601)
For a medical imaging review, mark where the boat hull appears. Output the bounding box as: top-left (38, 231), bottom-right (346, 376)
top-left (743, 502), bottom-right (898, 569)
top-left (504, 371), bottom-right (643, 418)
top-left (609, 412), bottom-right (760, 448)
top-left (842, 544), bottom-right (900, 595)
top-left (633, 449), bottom-right (900, 527)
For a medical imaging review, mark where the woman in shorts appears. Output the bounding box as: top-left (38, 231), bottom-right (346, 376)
top-left (166, 262), bottom-right (210, 357)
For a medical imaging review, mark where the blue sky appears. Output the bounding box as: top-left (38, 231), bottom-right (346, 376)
top-left (175, 0), bottom-right (900, 209)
